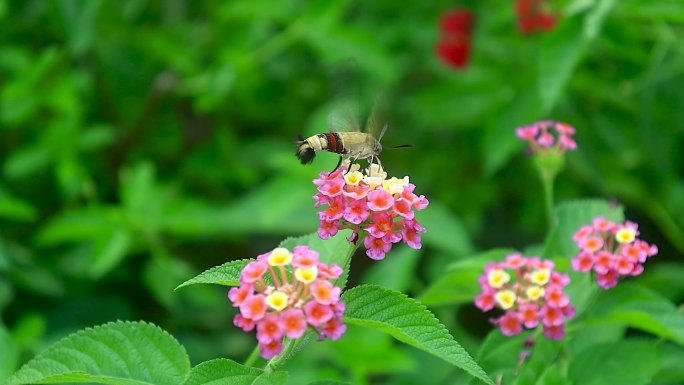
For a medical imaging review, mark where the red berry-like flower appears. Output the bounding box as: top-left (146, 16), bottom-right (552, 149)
top-left (571, 218), bottom-right (658, 289)
top-left (474, 253), bottom-right (574, 339)
top-left (228, 246), bottom-right (346, 359)
top-left (515, 0), bottom-right (558, 34)
top-left (436, 8), bottom-right (475, 69)
top-left (313, 162), bottom-right (429, 261)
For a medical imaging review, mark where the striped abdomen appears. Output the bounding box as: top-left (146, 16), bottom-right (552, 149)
top-left (295, 132), bottom-right (378, 164)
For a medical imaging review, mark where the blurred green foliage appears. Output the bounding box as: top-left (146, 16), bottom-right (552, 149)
top-left (1, 0), bottom-right (683, 383)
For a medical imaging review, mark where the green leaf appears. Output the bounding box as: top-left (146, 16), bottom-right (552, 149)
top-left (542, 199), bottom-right (624, 259)
top-left (417, 201), bottom-right (473, 256)
top-left (654, 342), bottom-right (684, 383)
top-left (0, 324), bottom-right (19, 382)
top-left (181, 359), bottom-right (287, 385)
top-left (538, 0), bottom-right (617, 113)
top-left (567, 339), bottom-right (659, 385)
top-left (175, 259), bottom-right (251, 289)
top-left (307, 381), bottom-right (352, 385)
top-left (585, 283), bottom-right (684, 345)
top-left (420, 249), bottom-right (515, 307)
top-left (342, 285), bottom-right (494, 385)
top-left (538, 18), bottom-right (588, 114)
top-left (360, 247), bottom-right (421, 292)
top-left (5, 321), bottom-right (190, 385)
top-left (0, 190), bottom-right (36, 222)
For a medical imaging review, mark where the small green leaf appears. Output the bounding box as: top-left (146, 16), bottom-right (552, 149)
top-left (177, 231), bottom-right (355, 290)
top-left (6, 321), bottom-right (190, 385)
top-left (181, 359), bottom-right (287, 385)
top-left (567, 339), bottom-right (659, 385)
top-left (175, 259), bottom-right (251, 289)
top-left (342, 285), bottom-right (494, 385)
top-left (543, 199), bottom-right (624, 258)
top-left (420, 249), bottom-right (515, 307)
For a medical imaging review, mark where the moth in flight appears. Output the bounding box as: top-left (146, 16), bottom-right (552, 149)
top-left (295, 64), bottom-right (408, 171)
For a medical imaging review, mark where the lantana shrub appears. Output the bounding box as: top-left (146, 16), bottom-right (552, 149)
top-left (5, 115), bottom-right (675, 385)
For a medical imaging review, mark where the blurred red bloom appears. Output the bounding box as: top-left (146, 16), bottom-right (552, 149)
top-left (436, 8), bottom-right (475, 69)
top-left (515, 0), bottom-right (558, 34)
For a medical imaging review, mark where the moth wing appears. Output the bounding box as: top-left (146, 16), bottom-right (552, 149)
top-left (327, 59), bottom-right (362, 133)
top-left (365, 92), bottom-right (390, 141)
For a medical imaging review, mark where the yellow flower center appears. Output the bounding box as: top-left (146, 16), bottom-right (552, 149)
top-left (495, 290), bottom-right (517, 310)
top-left (530, 269), bottom-right (550, 285)
top-left (265, 291), bottom-right (289, 311)
top-left (487, 269), bottom-right (511, 289)
top-left (526, 286), bottom-right (545, 301)
top-left (268, 248), bottom-right (292, 266)
top-left (344, 171), bottom-right (364, 186)
top-left (615, 227), bottom-right (636, 244)
top-left (294, 267), bottom-right (318, 284)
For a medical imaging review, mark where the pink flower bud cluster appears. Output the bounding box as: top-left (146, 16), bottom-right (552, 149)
top-left (313, 162), bottom-right (429, 260)
top-left (474, 253), bottom-right (575, 340)
top-left (571, 217), bottom-right (658, 289)
top-left (515, 120), bottom-right (577, 153)
top-left (228, 246), bottom-right (346, 359)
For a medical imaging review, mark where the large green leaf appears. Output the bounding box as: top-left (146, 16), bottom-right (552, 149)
top-left (584, 283), bottom-right (684, 346)
top-left (342, 285), bottom-right (494, 385)
top-left (543, 199), bottom-right (624, 259)
top-left (181, 359), bottom-right (287, 385)
top-left (567, 339), bottom-right (659, 385)
top-left (5, 321), bottom-right (190, 385)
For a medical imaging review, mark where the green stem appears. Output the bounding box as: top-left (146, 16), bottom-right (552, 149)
top-left (243, 345), bottom-right (261, 368)
top-left (541, 170), bottom-right (556, 231)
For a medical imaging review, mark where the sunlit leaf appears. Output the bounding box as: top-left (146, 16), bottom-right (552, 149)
top-left (585, 283), bottom-right (684, 345)
top-left (567, 339), bottom-right (659, 385)
top-left (5, 321), bottom-right (190, 385)
top-left (343, 285), bottom-right (494, 385)
top-left (181, 359), bottom-right (287, 385)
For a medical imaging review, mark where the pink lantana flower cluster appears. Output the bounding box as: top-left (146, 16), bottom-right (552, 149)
top-left (571, 217), bottom-right (658, 289)
top-left (313, 162), bottom-right (429, 260)
top-left (228, 246), bottom-right (346, 359)
top-left (475, 253), bottom-right (575, 340)
top-left (516, 120), bottom-right (577, 153)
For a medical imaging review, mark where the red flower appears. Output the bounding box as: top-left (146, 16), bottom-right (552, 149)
top-left (436, 8), bottom-right (475, 69)
top-left (515, 0), bottom-right (558, 34)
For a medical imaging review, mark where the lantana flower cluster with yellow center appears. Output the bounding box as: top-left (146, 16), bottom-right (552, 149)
top-left (571, 217), bottom-right (658, 289)
top-left (228, 246), bottom-right (346, 359)
top-left (313, 161), bottom-right (429, 260)
top-left (474, 253), bottom-right (575, 339)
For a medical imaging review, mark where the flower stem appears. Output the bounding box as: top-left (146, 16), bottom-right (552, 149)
top-left (243, 345), bottom-right (260, 367)
top-left (542, 170), bottom-right (556, 231)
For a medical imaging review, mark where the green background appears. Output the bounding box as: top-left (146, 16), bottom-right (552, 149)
top-left (1, 0), bottom-right (683, 383)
